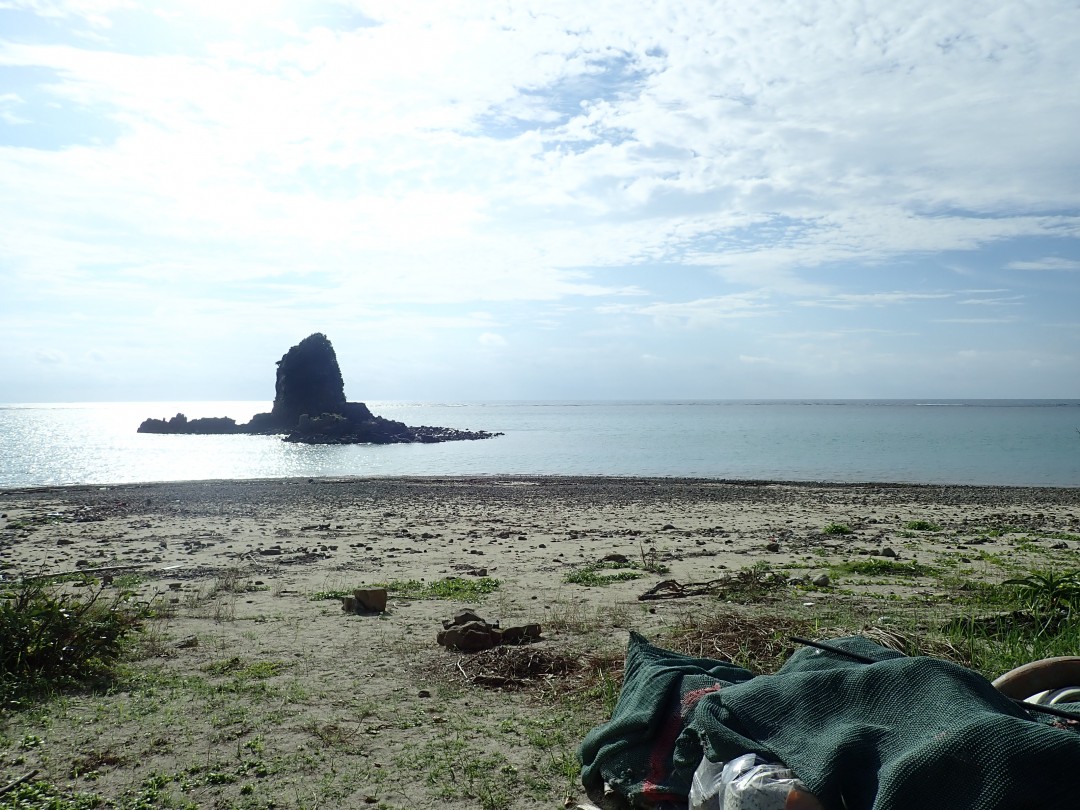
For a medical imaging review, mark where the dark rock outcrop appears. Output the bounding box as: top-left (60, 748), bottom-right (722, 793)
top-left (270, 333), bottom-right (347, 429)
top-left (137, 333), bottom-right (502, 445)
top-left (137, 414), bottom-right (240, 434)
top-left (436, 609), bottom-right (542, 652)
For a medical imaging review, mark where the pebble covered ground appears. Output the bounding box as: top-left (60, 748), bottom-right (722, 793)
top-left (2, 477), bottom-right (1079, 809)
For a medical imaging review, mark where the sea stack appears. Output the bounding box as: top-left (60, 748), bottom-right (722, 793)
top-left (270, 333), bottom-right (347, 429)
top-left (138, 334), bottom-right (502, 445)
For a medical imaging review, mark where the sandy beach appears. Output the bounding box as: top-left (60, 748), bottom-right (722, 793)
top-left (2, 477), bottom-right (1079, 809)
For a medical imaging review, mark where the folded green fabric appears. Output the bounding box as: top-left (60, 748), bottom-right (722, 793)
top-left (579, 632), bottom-right (1080, 809)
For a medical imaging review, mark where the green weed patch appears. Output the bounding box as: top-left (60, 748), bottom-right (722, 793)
top-left (387, 577), bottom-right (501, 600)
top-left (0, 780), bottom-right (102, 810)
top-left (1, 581), bottom-right (147, 707)
top-left (835, 559), bottom-right (937, 577)
top-left (313, 577), bottom-right (501, 602)
top-left (204, 658), bottom-right (290, 680)
top-left (1001, 568), bottom-right (1080, 617)
top-left (564, 553), bottom-right (670, 587)
top-left (564, 566), bottom-right (642, 586)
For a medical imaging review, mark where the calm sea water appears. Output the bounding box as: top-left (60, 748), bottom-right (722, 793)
top-left (1, 400), bottom-right (1078, 488)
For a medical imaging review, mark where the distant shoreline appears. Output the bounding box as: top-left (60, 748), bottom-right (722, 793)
top-left (4, 475), bottom-right (1079, 504)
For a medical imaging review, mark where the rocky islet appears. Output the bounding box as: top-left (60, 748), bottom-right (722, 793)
top-left (137, 333), bottom-right (502, 444)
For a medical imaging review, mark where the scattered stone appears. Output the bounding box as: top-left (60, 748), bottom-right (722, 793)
top-left (812, 573), bottom-right (831, 587)
top-left (501, 624), bottom-right (542, 644)
top-left (448, 609), bottom-right (483, 627)
top-left (438, 620), bottom-right (502, 652)
top-left (343, 588), bottom-right (388, 614)
top-left (437, 611), bottom-right (541, 652)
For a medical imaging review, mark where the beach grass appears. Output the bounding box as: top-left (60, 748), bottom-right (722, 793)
top-left (1, 580), bottom-right (148, 710)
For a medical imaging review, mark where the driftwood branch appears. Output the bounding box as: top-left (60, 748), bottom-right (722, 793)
top-left (0, 770), bottom-right (39, 798)
top-left (21, 563), bottom-right (148, 582)
top-left (638, 578), bottom-right (728, 601)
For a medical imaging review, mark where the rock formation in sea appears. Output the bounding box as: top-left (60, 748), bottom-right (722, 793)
top-left (137, 333), bottom-right (502, 444)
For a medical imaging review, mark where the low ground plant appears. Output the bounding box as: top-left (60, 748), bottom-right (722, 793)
top-left (564, 562), bottom-right (643, 587)
top-left (714, 563), bottom-right (791, 602)
top-left (388, 577), bottom-right (501, 600)
top-left (936, 566), bottom-right (1080, 675)
top-left (0, 780), bottom-right (102, 810)
top-left (1001, 568), bottom-right (1080, 624)
top-left (836, 559), bottom-right (937, 578)
top-left (311, 576), bottom-right (501, 602)
top-left (1, 579), bottom-right (147, 708)
top-left (564, 557), bottom-right (670, 587)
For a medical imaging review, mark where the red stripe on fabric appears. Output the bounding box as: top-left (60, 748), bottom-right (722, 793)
top-left (641, 683), bottom-right (724, 800)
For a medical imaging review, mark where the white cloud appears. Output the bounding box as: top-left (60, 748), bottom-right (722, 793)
top-left (2, 0), bottom-right (1079, 399)
top-left (798, 292), bottom-right (953, 310)
top-left (1007, 257), bottom-right (1080, 271)
top-left (0, 92), bottom-right (28, 124)
top-left (737, 355), bottom-right (780, 366)
top-left (3, 1), bottom-right (1079, 297)
top-left (957, 295), bottom-right (1023, 306)
top-left (478, 332), bottom-right (507, 347)
top-left (34, 348), bottom-right (67, 364)
top-left (935, 317), bottom-right (1019, 324)
top-left (598, 292), bottom-right (774, 327)
top-left (0, 0), bottom-right (132, 27)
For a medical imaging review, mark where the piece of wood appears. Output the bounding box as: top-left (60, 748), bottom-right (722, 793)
top-left (23, 563), bottom-right (148, 582)
top-left (0, 769), bottom-right (39, 797)
top-left (638, 578), bottom-right (727, 600)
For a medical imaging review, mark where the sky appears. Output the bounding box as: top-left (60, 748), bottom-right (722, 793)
top-left (1, 0), bottom-right (1079, 403)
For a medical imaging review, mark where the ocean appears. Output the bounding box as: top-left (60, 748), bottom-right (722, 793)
top-left (1, 400), bottom-right (1078, 489)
